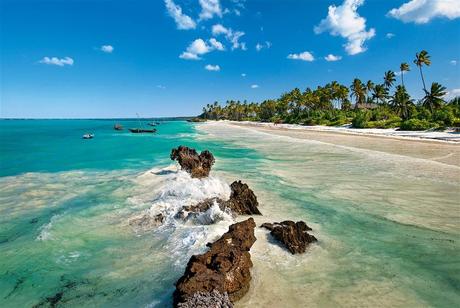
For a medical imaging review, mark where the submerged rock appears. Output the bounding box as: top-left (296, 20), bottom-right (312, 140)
top-left (170, 146), bottom-right (215, 178)
top-left (129, 213), bottom-right (164, 230)
top-left (173, 218), bottom-right (257, 306)
top-left (261, 220), bottom-right (317, 254)
top-left (176, 289), bottom-right (233, 308)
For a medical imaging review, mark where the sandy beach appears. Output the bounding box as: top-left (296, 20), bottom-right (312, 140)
top-left (224, 121), bottom-right (460, 167)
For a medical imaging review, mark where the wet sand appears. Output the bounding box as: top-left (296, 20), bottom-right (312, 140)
top-left (228, 121), bottom-right (460, 167)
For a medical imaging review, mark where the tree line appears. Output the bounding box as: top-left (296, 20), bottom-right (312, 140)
top-left (199, 50), bottom-right (460, 130)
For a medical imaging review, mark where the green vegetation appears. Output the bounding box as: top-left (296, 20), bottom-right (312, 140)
top-left (200, 50), bottom-right (460, 131)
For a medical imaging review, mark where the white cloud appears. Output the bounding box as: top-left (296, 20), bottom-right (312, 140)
top-left (212, 24), bottom-right (229, 35)
top-left (209, 38), bottom-right (225, 51)
top-left (39, 56), bottom-right (74, 66)
top-left (446, 88), bottom-right (460, 100)
top-left (388, 0), bottom-right (460, 24)
top-left (255, 41), bottom-right (271, 51)
top-left (156, 85), bottom-right (166, 89)
top-left (314, 0), bottom-right (375, 55)
top-left (100, 45), bottom-right (114, 53)
top-left (179, 38), bottom-right (224, 60)
top-left (241, 73), bottom-right (246, 77)
top-left (386, 33), bottom-right (395, 39)
top-left (199, 0), bottom-right (222, 20)
top-left (205, 64), bottom-right (221, 71)
top-left (450, 60), bottom-right (457, 66)
top-left (287, 51), bottom-right (315, 62)
top-left (165, 0), bottom-right (196, 30)
top-left (324, 54), bottom-right (342, 61)
top-left (211, 24), bottom-right (246, 50)
top-left (251, 84), bottom-right (259, 88)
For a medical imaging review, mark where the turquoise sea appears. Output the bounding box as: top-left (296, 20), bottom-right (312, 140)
top-left (1, 119), bottom-right (459, 307)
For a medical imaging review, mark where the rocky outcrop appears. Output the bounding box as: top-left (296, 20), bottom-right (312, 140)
top-left (173, 218), bottom-right (257, 306)
top-left (225, 181), bottom-right (261, 215)
top-left (178, 181), bottom-right (262, 221)
top-left (261, 220), bottom-right (317, 254)
top-left (176, 290), bottom-right (233, 308)
top-left (170, 146), bottom-right (215, 178)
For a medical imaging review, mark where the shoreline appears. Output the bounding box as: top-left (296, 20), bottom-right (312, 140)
top-left (204, 120), bottom-right (460, 167)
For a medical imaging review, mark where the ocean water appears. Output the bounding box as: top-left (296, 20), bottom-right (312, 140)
top-left (0, 120), bottom-right (459, 307)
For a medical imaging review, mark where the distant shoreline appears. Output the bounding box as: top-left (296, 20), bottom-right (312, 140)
top-left (0, 117), bottom-right (195, 121)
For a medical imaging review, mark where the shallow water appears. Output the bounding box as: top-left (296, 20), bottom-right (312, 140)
top-left (0, 120), bottom-right (459, 307)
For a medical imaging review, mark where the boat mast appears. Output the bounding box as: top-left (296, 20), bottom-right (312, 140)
top-left (136, 113), bottom-right (142, 128)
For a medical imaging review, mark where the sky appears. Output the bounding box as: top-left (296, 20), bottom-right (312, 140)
top-left (1, 0), bottom-right (459, 118)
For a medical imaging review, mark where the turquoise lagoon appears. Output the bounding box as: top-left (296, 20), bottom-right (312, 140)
top-left (0, 120), bottom-right (459, 307)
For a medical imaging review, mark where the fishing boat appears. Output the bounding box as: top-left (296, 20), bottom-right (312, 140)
top-left (114, 123), bottom-right (123, 130)
top-left (129, 114), bottom-right (157, 134)
top-left (82, 133), bottom-right (94, 139)
top-left (128, 128), bottom-right (156, 133)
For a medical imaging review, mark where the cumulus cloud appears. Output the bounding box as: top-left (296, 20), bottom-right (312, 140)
top-left (388, 0), bottom-right (460, 24)
top-left (255, 41), bottom-right (271, 51)
top-left (199, 0), bottom-right (222, 20)
top-left (165, 0), bottom-right (196, 30)
top-left (324, 54), bottom-right (342, 61)
top-left (100, 45), bottom-right (114, 53)
top-left (156, 85), bottom-right (166, 89)
top-left (179, 38), bottom-right (224, 60)
top-left (205, 64), bottom-right (221, 71)
top-left (287, 51), bottom-right (315, 62)
top-left (209, 38), bottom-right (225, 50)
top-left (314, 0), bottom-right (375, 55)
top-left (446, 88), bottom-right (460, 100)
top-left (451, 60), bottom-right (458, 66)
top-left (212, 23), bottom-right (246, 50)
top-left (251, 84), bottom-right (259, 88)
top-left (39, 56), bottom-right (74, 66)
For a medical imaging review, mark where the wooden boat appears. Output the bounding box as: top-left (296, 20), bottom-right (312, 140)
top-left (82, 133), bottom-right (94, 139)
top-left (129, 128), bottom-right (156, 133)
top-left (114, 123), bottom-right (123, 130)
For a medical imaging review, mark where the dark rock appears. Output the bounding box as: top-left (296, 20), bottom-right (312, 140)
top-left (171, 146), bottom-right (215, 178)
top-left (129, 213), bottom-right (164, 230)
top-left (224, 181), bottom-right (261, 215)
top-left (177, 289), bottom-right (233, 308)
top-left (261, 220), bottom-right (317, 254)
top-left (173, 218), bottom-right (257, 306)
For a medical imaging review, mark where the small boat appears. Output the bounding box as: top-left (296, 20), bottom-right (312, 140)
top-left (114, 123), bottom-right (123, 130)
top-left (129, 128), bottom-right (156, 133)
top-left (82, 133), bottom-right (94, 139)
top-left (147, 122), bottom-right (157, 127)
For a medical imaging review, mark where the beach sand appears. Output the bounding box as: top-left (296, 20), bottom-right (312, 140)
top-left (226, 121), bottom-right (460, 167)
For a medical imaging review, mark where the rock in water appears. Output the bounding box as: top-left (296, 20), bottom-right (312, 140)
top-left (170, 146), bottom-right (215, 178)
top-left (261, 220), bottom-right (317, 254)
top-left (177, 290), bottom-right (233, 308)
top-left (224, 181), bottom-right (261, 215)
top-left (173, 218), bottom-right (257, 306)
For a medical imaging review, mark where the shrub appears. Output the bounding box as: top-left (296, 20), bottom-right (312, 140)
top-left (352, 111), bottom-right (371, 128)
top-left (400, 119), bottom-right (438, 131)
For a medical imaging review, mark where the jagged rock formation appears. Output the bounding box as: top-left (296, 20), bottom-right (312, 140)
top-left (173, 218), bottom-right (257, 306)
top-left (178, 181), bottom-right (262, 221)
top-left (261, 220), bottom-right (317, 254)
top-left (170, 146), bottom-right (215, 178)
top-left (176, 290), bottom-right (233, 308)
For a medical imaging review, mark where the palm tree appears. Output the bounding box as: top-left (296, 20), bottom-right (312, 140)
top-left (414, 50), bottom-right (431, 94)
top-left (384, 70), bottom-right (396, 90)
top-left (390, 85), bottom-right (412, 120)
top-left (350, 78), bottom-right (366, 108)
top-left (372, 84), bottom-right (388, 105)
top-left (422, 82), bottom-right (447, 112)
top-left (400, 63), bottom-right (410, 87)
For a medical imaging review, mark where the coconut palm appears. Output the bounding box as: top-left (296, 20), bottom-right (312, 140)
top-left (413, 50), bottom-right (431, 93)
top-left (422, 82), bottom-right (447, 112)
top-left (390, 85), bottom-right (412, 120)
top-left (399, 63), bottom-right (410, 87)
top-left (383, 70), bottom-right (396, 90)
top-left (372, 84), bottom-right (388, 105)
top-left (350, 78), bottom-right (366, 107)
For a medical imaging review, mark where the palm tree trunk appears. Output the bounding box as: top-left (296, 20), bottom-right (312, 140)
top-left (401, 71), bottom-right (404, 87)
top-left (419, 65), bottom-right (427, 93)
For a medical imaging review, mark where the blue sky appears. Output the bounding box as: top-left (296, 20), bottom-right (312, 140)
top-left (1, 0), bottom-right (459, 118)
